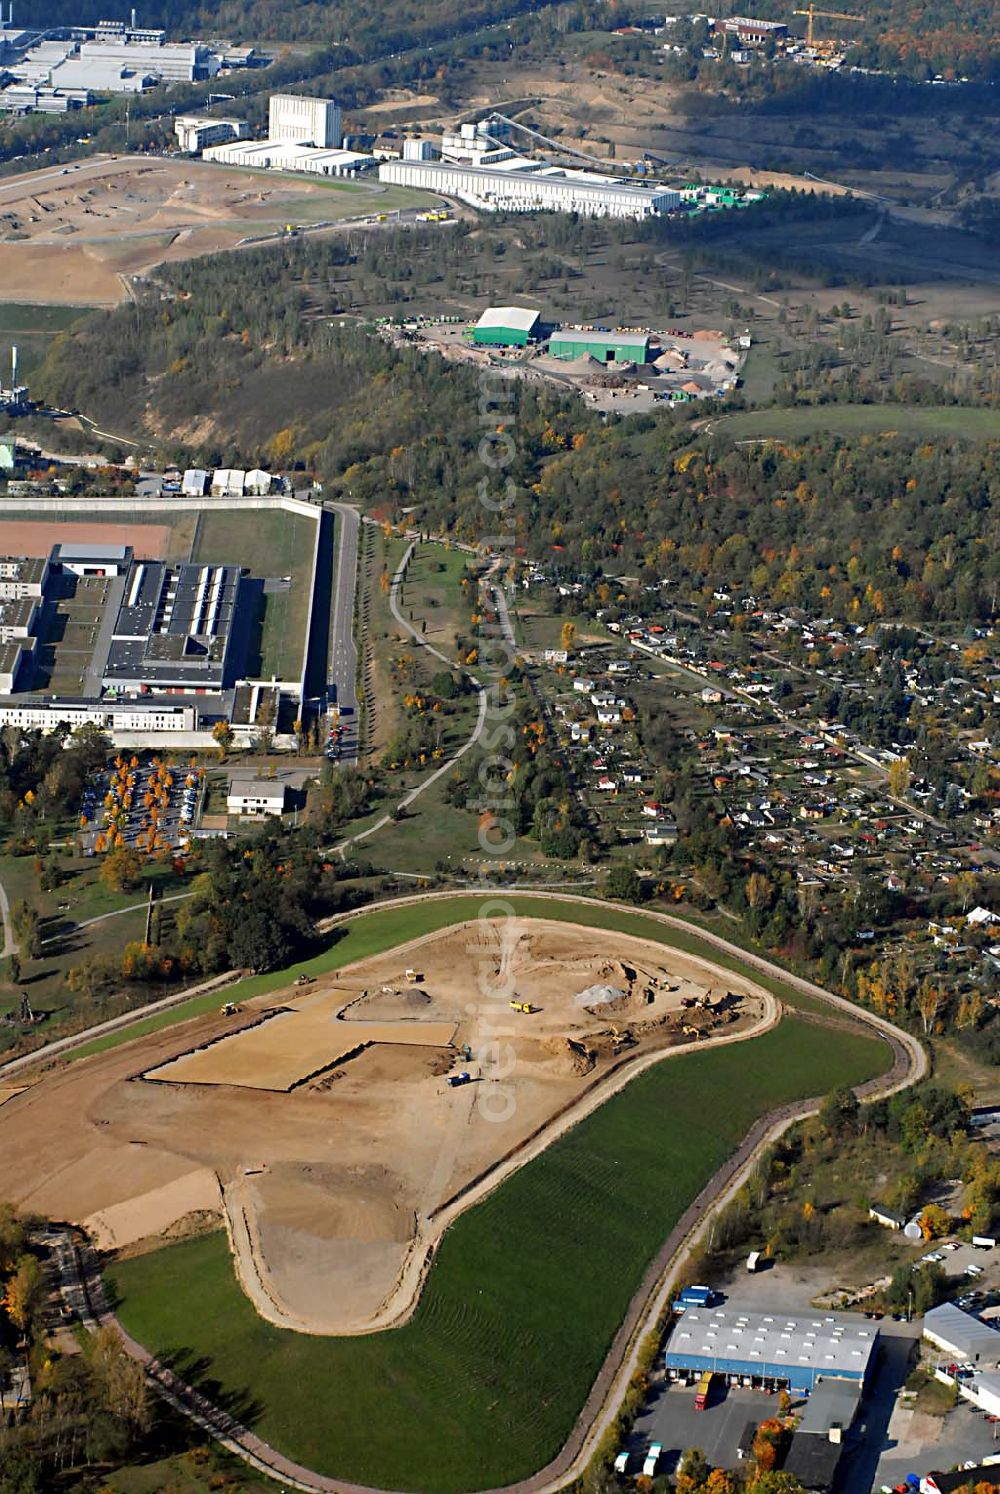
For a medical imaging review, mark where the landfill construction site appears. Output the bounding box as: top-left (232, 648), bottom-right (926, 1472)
top-left (0, 154), bottom-right (394, 304)
top-left (0, 919), bottom-right (775, 1335)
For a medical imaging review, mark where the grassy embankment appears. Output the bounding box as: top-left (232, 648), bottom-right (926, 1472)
top-left (713, 405), bottom-right (1000, 441)
top-left (110, 1015), bottom-right (887, 1493)
top-left (193, 508), bottom-right (318, 682)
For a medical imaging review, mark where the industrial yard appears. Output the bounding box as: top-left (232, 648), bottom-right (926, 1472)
top-left (0, 917), bottom-right (769, 1336)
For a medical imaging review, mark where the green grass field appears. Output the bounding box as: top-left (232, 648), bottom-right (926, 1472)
top-left (193, 508), bottom-right (318, 680)
top-left (110, 1017), bottom-right (886, 1493)
top-left (68, 893), bottom-right (876, 1061)
top-left (714, 404), bottom-right (1000, 442)
top-left (0, 301), bottom-right (94, 378)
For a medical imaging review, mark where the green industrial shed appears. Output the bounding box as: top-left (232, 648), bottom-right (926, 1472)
top-left (549, 329), bottom-right (650, 364)
top-left (471, 306), bottom-right (541, 348)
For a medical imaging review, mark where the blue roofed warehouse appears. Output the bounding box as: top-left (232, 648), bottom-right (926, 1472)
top-left (663, 1305), bottom-right (879, 1396)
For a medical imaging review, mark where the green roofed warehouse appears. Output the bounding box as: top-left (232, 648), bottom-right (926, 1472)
top-left (549, 329), bottom-right (650, 364)
top-left (471, 306), bottom-right (541, 348)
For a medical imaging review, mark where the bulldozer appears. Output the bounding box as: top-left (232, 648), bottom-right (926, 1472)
top-left (221, 1001), bottom-right (241, 1017)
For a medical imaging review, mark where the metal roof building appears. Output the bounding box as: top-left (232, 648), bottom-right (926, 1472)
top-left (664, 1306), bottom-right (879, 1394)
top-left (923, 1304), bottom-right (1000, 1366)
top-left (472, 306), bottom-right (541, 348)
top-left (378, 157), bottom-right (681, 219)
top-left (549, 328), bottom-right (651, 365)
top-left (103, 559), bottom-right (245, 693)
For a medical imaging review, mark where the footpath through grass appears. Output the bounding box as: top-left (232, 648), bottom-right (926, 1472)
top-left (110, 1017), bottom-right (887, 1494)
top-left (69, 893), bottom-right (865, 1061)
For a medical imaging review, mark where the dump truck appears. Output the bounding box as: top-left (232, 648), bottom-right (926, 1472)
top-left (509, 1000), bottom-right (534, 1014)
top-left (447, 1071), bottom-right (472, 1088)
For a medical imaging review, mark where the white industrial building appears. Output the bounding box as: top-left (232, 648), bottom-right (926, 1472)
top-left (175, 113), bottom-right (244, 153)
top-left (202, 138), bottom-right (373, 177)
top-left (48, 39), bottom-right (218, 92)
top-left (403, 137), bottom-right (438, 161)
top-left (923, 1304), bottom-right (1000, 1367)
top-left (269, 93), bottom-right (341, 148)
top-left (378, 158), bottom-right (680, 219)
top-left (0, 697), bottom-right (199, 734)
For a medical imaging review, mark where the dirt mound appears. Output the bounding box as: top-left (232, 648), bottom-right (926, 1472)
top-left (543, 1037), bottom-right (596, 1077)
top-left (355, 984), bottom-right (434, 1020)
top-left (575, 982), bottom-right (627, 1011)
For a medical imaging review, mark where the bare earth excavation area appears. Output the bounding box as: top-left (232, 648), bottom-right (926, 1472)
top-left (0, 155), bottom-right (388, 304)
top-left (0, 919), bottom-right (775, 1333)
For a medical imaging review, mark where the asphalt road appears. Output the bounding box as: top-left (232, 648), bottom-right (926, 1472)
top-left (326, 502), bottom-right (360, 762)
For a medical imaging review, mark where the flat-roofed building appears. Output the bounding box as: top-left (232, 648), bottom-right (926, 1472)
top-left (52, 542), bottom-right (131, 577)
top-left (379, 157), bottom-right (680, 219)
top-left (174, 114), bottom-right (243, 153)
top-left (0, 596), bottom-right (38, 641)
top-left (664, 1305), bottom-right (879, 1394)
top-left (269, 93), bottom-right (341, 148)
top-left (0, 640), bottom-right (30, 693)
top-left (103, 559), bottom-right (245, 694)
top-left (0, 555), bottom-right (49, 598)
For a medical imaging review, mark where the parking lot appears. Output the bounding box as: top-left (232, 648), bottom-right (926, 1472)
top-left (873, 1391), bottom-right (1000, 1491)
top-left (630, 1379), bottom-right (781, 1477)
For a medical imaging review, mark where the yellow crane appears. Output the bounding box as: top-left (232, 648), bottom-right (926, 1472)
top-left (793, 2), bottom-right (862, 48)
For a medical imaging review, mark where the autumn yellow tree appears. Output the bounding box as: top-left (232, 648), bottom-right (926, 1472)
top-left (560, 620), bottom-right (576, 652)
top-left (3, 1253), bottom-right (43, 1335)
top-left (887, 757), bottom-right (911, 799)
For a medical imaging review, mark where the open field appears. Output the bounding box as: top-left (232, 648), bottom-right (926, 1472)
top-left (1, 917), bottom-right (775, 1336)
top-left (0, 518), bottom-right (173, 558)
top-left (108, 1015), bottom-right (888, 1493)
top-left (0, 301), bottom-right (94, 377)
top-left (712, 404), bottom-right (1000, 442)
top-left (193, 508), bottom-right (317, 681)
top-left (0, 156), bottom-right (431, 305)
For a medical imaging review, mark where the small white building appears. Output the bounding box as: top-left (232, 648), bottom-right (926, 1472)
top-left (644, 820), bottom-right (678, 846)
top-left (212, 468), bottom-right (247, 498)
top-left (244, 468), bottom-right (273, 496)
top-left (227, 777), bottom-right (290, 818)
top-left (573, 676), bottom-right (595, 693)
top-left (182, 468), bottom-right (211, 496)
top-left (868, 1203), bottom-right (905, 1231)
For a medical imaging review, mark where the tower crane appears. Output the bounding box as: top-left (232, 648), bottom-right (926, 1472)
top-left (792, 2), bottom-right (862, 48)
